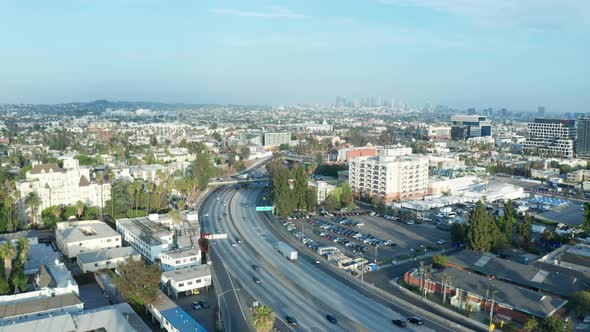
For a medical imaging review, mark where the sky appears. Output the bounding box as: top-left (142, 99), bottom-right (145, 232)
top-left (0, 0), bottom-right (589, 112)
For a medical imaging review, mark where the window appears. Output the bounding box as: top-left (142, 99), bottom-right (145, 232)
top-left (178, 283), bottom-right (184, 287)
top-left (187, 281), bottom-right (193, 285)
top-left (175, 260), bottom-right (181, 264)
top-left (190, 257), bottom-right (197, 262)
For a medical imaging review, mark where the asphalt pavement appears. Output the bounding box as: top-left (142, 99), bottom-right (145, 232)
top-left (200, 186), bottom-right (466, 332)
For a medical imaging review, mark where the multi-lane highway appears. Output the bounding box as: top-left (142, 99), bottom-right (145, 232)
top-left (200, 185), bottom-right (471, 331)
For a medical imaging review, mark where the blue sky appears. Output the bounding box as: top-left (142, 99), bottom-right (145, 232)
top-left (1, 0), bottom-right (589, 111)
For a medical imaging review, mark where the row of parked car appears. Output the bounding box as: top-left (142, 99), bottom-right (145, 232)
top-left (308, 218), bottom-right (396, 249)
top-left (282, 220), bottom-right (321, 252)
top-left (333, 217), bottom-right (363, 227)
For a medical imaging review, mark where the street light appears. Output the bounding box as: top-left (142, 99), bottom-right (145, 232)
top-left (356, 252), bottom-right (364, 282)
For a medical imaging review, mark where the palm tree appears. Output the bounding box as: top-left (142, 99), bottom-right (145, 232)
top-left (16, 238), bottom-right (29, 264)
top-left (3, 196), bottom-right (16, 232)
top-left (75, 200), bottom-right (85, 220)
top-left (252, 305), bottom-right (276, 332)
top-left (25, 192), bottom-right (41, 226)
top-left (0, 242), bottom-right (15, 281)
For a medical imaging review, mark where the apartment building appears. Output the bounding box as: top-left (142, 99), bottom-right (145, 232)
top-left (159, 247), bottom-right (201, 272)
top-left (77, 247), bottom-right (141, 273)
top-left (116, 217), bottom-right (174, 262)
top-left (336, 147), bottom-right (378, 162)
top-left (423, 126), bottom-right (452, 140)
top-left (348, 153), bottom-right (429, 202)
top-left (566, 169), bottom-right (590, 183)
top-left (56, 220), bottom-right (121, 259)
top-left (577, 116), bottom-right (590, 158)
top-left (160, 265), bottom-right (212, 299)
top-left (263, 132), bottom-right (291, 147)
top-left (147, 290), bottom-right (207, 332)
top-left (16, 157), bottom-right (111, 223)
top-left (524, 118), bottom-right (576, 159)
top-left (308, 180), bottom-right (336, 203)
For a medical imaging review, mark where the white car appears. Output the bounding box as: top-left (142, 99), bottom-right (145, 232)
top-left (436, 239), bottom-right (447, 245)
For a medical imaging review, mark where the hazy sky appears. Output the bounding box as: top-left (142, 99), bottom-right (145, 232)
top-left (1, 0), bottom-right (589, 111)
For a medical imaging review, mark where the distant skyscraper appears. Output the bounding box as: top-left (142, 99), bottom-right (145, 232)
top-left (467, 108), bottom-right (476, 115)
top-left (577, 116), bottom-right (590, 158)
top-left (537, 106), bottom-right (546, 117)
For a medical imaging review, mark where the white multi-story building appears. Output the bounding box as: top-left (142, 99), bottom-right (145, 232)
top-left (116, 217), bottom-right (174, 262)
top-left (159, 247), bottom-right (201, 272)
top-left (263, 132), bottom-right (291, 147)
top-left (348, 153), bottom-right (429, 202)
top-left (76, 246), bottom-right (141, 273)
top-left (56, 220), bottom-right (121, 259)
top-left (524, 118), bottom-right (576, 159)
top-left (16, 157), bottom-right (111, 223)
top-left (308, 180), bottom-right (336, 203)
top-left (378, 145), bottom-right (413, 157)
top-left (160, 265), bottom-right (212, 299)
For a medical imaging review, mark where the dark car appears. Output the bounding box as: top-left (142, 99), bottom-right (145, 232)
top-left (252, 264), bottom-right (260, 271)
top-left (392, 319), bottom-right (407, 327)
top-left (326, 314), bottom-right (337, 324)
top-left (408, 317), bottom-right (424, 325)
top-left (253, 277), bottom-right (262, 284)
top-left (285, 315), bottom-right (299, 327)
top-left (198, 301), bottom-right (211, 309)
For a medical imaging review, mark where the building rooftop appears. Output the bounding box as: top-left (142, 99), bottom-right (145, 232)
top-left (448, 250), bottom-right (588, 297)
top-left (24, 243), bottom-right (61, 274)
top-left (161, 247), bottom-right (200, 260)
top-left (56, 220), bottom-right (119, 243)
top-left (76, 246), bottom-right (140, 264)
top-left (116, 217), bottom-right (172, 246)
top-left (422, 267), bottom-right (566, 318)
top-left (162, 265), bottom-right (211, 282)
top-left (0, 303), bottom-right (149, 332)
top-left (150, 291), bottom-right (207, 332)
top-left (0, 230), bottom-right (38, 244)
top-left (559, 244), bottom-right (590, 268)
top-left (35, 262), bottom-right (77, 290)
top-left (0, 293), bottom-right (83, 320)
top-left (30, 163), bottom-right (65, 175)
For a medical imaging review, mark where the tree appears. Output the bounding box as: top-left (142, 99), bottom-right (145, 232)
top-left (193, 150), bottom-right (216, 191)
top-left (467, 201), bottom-right (497, 253)
top-left (114, 258), bottom-right (161, 308)
top-left (240, 146), bottom-right (251, 160)
top-left (523, 318), bottom-right (539, 332)
top-left (324, 194), bottom-right (338, 211)
top-left (75, 200), bottom-right (86, 220)
top-left (567, 291), bottom-right (590, 317)
top-left (149, 135), bottom-right (158, 146)
top-left (306, 188), bottom-right (318, 212)
top-left (15, 238), bottom-right (29, 264)
top-left (518, 212), bottom-right (533, 247)
top-left (293, 164), bottom-right (309, 211)
top-left (450, 223), bottom-right (469, 244)
top-left (0, 243), bottom-right (15, 281)
top-left (340, 182), bottom-right (353, 208)
top-left (279, 143), bottom-right (289, 151)
top-left (0, 273), bottom-right (9, 295)
top-left (584, 202), bottom-right (590, 229)
top-left (432, 255), bottom-right (447, 268)
top-left (25, 192), bottom-right (41, 226)
top-left (372, 197), bottom-right (386, 214)
top-left (540, 316), bottom-right (566, 332)
top-left (10, 263), bottom-right (27, 293)
top-left (252, 305), bottom-right (276, 332)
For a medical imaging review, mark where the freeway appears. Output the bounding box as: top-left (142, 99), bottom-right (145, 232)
top-left (200, 185), bottom-right (468, 331)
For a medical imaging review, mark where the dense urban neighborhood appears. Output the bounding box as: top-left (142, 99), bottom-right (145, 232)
top-left (0, 100), bottom-right (588, 332)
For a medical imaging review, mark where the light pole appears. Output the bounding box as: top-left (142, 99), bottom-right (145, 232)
top-left (357, 253), bottom-right (364, 282)
top-left (374, 245), bottom-right (378, 264)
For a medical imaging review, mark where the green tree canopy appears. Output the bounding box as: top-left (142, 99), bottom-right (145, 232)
top-left (467, 201), bottom-right (497, 253)
top-left (114, 258), bottom-right (161, 308)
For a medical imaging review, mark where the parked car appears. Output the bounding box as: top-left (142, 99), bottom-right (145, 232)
top-left (191, 302), bottom-right (202, 310)
top-left (198, 301), bottom-right (210, 309)
top-left (436, 239), bottom-right (447, 245)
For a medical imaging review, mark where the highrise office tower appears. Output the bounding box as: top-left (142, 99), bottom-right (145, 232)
top-left (577, 116), bottom-right (590, 158)
top-left (450, 115), bottom-right (492, 140)
top-left (524, 118), bottom-right (576, 159)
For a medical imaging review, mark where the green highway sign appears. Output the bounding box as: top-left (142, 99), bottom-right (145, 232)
top-left (255, 206), bottom-right (274, 212)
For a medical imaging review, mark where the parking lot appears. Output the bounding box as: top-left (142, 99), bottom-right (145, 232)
top-left (176, 287), bottom-right (217, 332)
top-left (280, 213), bottom-right (451, 266)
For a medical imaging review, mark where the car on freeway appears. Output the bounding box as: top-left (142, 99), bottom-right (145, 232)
top-left (252, 264), bottom-right (260, 271)
top-left (408, 317), bottom-right (424, 326)
top-left (236, 237), bottom-right (242, 244)
top-left (231, 242), bottom-right (237, 247)
top-left (253, 277), bottom-right (262, 284)
top-left (436, 239), bottom-right (447, 245)
top-left (198, 301), bottom-right (210, 309)
top-left (326, 314), bottom-right (338, 324)
top-left (314, 259), bottom-right (320, 264)
top-left (285, 315), bottom-right (299, 327)
top-left (406, 220), bottom-right (415, 225)
top-left (191, 302), bottom-right (202, 310)
top-left (243, 217), bottom-right (248, 221)
top-left (392, 319), bottom-right (407, 327)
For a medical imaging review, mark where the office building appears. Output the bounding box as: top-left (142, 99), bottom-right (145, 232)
top-left (524, 118), bottom-right (576, 159)
top-left (116, 217), bottom-right (174, 262)
top-left (16, 157), bottom-right (111, 223)
top-left (450, 115), bottom-right (492, 140)
top-left (423, 126), bottom-right (452, 140)
top-left (348, 152), bottom-right (429, 202)
top-left (576, 116), bottom-right (590, 158)
top-left (263, 132), bottom-right (291, 147)
top-left (56, 220), bottom-right (121, 259)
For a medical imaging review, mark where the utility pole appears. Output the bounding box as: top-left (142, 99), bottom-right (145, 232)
top-left (489, 290), bottom-right (496, 331)
top-left (374, 245), bottom-right (378, 263)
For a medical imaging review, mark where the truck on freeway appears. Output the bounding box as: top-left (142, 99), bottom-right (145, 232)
top-left (275, 241), bottom-right (297, 261)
